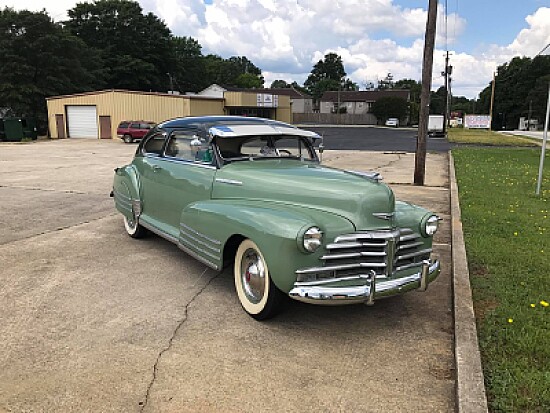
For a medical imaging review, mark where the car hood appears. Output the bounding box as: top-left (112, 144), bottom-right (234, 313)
top-left (212, 159), bottom-right (395, 230)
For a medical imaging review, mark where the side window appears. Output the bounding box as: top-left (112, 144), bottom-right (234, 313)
top-left (118, 122), bottom-right (129, 129)
top-left (141, 123), bottom-right (153, 130)
top-left (130, 123), bottom-right (140, 129)
top-left (165, 130), bottom-right (213, 164)
top-left (142, 133), bottom-right (166, 156)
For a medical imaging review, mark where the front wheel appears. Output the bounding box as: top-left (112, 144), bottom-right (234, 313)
top-left (234, 239), bottom-right (284, 320)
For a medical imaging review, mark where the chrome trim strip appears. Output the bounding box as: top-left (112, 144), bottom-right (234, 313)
top-left (145, 154), bottom-right (217, 169)
top-left (321, 251), bottom-right (386, 260)
top-left (179, 229), bottom-right (221, 253)
top-left (396, 248), bottom-right (432, 261)
top-left (179, 236), bottom-right (221, 261)
top-left (178, 242), bottom-right (219, 270)
top-left (139, 220), bottom-right (179, 244)
top-left (372, 212), bottom-right (394, 220)
top-left (394, 261), bottom-right (425, 272)
top-left (112, 190), bottom-right (131, 201)
top-left (326, 241), bottom-right (387, 249)
top-left (215, 178), bottom-right (243, 186)
top-left (180, 222), bottom-right (221, 245)
top-left (295, 261), bottom-right (386, 275)
top-left (398, 241), bottom-right (423, 250)
top-left (334, 230), bottom-right (401, 242)
top-left (289, 260), bottom-right (440, 304)
top-left (399, 234), bottom-right (419, 242)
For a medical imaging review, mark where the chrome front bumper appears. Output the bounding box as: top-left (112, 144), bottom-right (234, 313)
top-left (288, 260), bottom-right (440, 305)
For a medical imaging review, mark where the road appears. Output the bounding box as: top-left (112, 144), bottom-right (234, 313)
top-left (0, 139), bottom-right (454, 412)
top-left (300, 125), bottom-right (453, 152)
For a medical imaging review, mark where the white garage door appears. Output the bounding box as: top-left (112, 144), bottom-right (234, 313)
top-left (66, 106), bottom-right (98, 138)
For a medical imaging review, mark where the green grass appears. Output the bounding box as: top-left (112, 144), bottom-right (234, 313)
top-left (449, 128), bottom-right (538, 147)
top-left (453, 147), bottom-right (550, 412)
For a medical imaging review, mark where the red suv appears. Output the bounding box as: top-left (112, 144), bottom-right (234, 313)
top-left (117, 121), bottom-right (156, 143)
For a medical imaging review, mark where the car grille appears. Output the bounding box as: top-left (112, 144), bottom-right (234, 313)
top-left (296, 228), bottom-right (432, 282)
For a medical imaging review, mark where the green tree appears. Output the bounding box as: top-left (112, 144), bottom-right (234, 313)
top-left (478, 55), bottom-right (550, 129)
top-left (270, 79), bottom-right (290, 88)
top-left (371, 96), bottom-right (408, 124)
top-left (171, 36), bottom-right (205, 92)
top-left (234, 73), bottom-right (263, 88)
top-left (377, 73), bottom-right (394, 90)
top-left (202, 54), bottom-right (263, 88)
top-left (394, 79), bottom-right (421, 124)
top-left (304, 52), bottom-right (356, 100)
top-left (65, 0), bottom-right (173, 92)
top-left (0, 7), bottom-right (103, 127)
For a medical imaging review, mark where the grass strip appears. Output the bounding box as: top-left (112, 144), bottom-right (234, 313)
top-left (453, 147), bottom-right (549, 412)
top-left (448, 129), bottom-right (538, 147)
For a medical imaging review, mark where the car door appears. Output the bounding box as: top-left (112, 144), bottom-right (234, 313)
top-left (155, 128), bottom-right (217, 233)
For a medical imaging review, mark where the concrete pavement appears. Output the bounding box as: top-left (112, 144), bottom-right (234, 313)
top-left (0, 139), bottom-right (455, 412)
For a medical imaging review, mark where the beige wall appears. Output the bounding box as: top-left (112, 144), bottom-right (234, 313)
top-left (47, 91), bottom-right (224, 139)
top-left (46, 90), bottom-right (291, 139)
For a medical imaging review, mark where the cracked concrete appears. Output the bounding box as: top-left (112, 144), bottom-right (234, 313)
top-left (139, 268), bottom-right (217, 413)
top-left (0, 139), bottom-right (454, 412)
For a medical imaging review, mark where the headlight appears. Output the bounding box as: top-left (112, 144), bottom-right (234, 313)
top-left (303, 227), bottom-right (323, 252)
top-left (422, 215), bottom-right (439, 236)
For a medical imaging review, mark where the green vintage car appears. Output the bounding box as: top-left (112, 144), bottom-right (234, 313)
top-left (112, 116), bottom-right (440, 320)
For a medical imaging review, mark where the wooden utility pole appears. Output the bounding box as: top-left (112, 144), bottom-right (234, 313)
top-left (489, 72), bottom-right (496, 130)
top-left (414, 0), bottom-right (438, 185)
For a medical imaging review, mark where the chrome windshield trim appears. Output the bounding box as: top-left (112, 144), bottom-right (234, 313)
top-left (144, 154), bottom-right (217, 169)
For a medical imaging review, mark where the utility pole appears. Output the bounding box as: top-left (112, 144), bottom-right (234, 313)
top-left (489, 72), bottom-right (496, 130)
top-left (528, 100), bottom-right (533, 131)
top-left (442, 51), bottom-right (450, 135)
top-left (414, 0), bottom-right (438, 186)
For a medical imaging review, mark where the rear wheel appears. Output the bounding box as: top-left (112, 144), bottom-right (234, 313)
top-left (123, 134), bottom-right (133, 143)
top-left (123, 212), bottom-right (146, 238)
top-left (234, 239), bottom-right (284, 320)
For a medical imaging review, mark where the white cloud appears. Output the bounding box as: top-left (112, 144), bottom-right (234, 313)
top-left (1, 0), bottom-right (548, 98)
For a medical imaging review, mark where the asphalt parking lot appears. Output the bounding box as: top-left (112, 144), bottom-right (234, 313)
top-left (0, 138), bottom-right (454, 412)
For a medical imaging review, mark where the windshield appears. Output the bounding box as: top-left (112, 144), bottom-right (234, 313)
top-left (215, 135), bottom-right (317, 162)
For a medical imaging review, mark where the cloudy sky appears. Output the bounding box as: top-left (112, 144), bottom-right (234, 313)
top-left (2, 0), bottom-right (549, 98)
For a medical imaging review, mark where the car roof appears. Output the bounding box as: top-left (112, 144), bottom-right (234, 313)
top-left (209, 124), bottom-right (320, 139)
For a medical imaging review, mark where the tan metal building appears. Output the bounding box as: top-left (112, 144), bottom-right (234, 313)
top-left (46, 89), bottom-right (292, 139)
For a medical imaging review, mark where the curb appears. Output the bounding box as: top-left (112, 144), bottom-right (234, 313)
top-left (450, 152), bottom-right (489, 413)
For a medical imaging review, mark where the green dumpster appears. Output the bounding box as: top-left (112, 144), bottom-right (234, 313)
top-left (22, 118), bottom-right (38, 140)
top-left (3, 118), bottom-right (24, 142)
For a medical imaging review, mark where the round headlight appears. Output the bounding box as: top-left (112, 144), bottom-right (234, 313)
top-left (303, 227), bottom-right (323, 252)
top-left (424, 215), bottom-right (439, 236)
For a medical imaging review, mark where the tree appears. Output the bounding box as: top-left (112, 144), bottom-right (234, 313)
top-left (234, 73), bottom-right (263, 88)
top-left (0, 8), bottom-right (103, 128)
top-left (65, 0), bottom-right (173, 92)
top-left (270, 79), bottom-right (289, 88)
top-left (395, 79), bottom-right (421, 124)
top-left (377, 73), bottom-right (394, 90)
top-left (371, 96), bottom-right (408, 124)
top-left (202, 54), bottom-right (264, 88)
top-left (171, 36), bottom-right (205, 92)
top-left (304, 52), bottom-right (356, 100)
top-left (478, 55), bottom-right (550, 129)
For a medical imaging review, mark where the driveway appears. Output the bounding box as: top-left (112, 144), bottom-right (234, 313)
top-left (0, 139), bottom-right (454, 412)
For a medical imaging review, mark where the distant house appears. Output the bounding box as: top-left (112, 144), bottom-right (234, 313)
top-left (198, 84), bottom-right (313, 114)
top-left (319, 90), bottom-right (410, 115)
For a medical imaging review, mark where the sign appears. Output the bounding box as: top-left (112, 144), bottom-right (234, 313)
top-left (256, 93), bottom-right (278, 108)
top-left (465, 115), bottom-right (491, 129)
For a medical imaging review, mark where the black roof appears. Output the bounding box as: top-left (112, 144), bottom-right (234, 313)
top-left (158, 116), bottom-right (295, 130)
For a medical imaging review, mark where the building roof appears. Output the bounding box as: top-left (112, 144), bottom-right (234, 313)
top-left (320, 89), bottom-right (410, 103)
top-left (220, 85), bottom-right (311, 99)
top-left (46, 89), bottom-right (224, 101)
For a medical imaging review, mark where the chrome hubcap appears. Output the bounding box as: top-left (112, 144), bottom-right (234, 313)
top-left (240, 249), bottom-right (265, 303)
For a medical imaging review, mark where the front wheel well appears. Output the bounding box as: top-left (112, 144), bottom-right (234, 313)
top-left (222, 234), bottom-right (246, 269)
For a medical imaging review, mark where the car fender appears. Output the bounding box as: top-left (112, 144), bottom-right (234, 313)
top-left (113, 165), bottom-right (141, 220)
top-left (179, 200), bottom-right (355, 293)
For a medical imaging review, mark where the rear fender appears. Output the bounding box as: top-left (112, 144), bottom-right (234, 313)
top-left (180, 200), bottom-right (354, 292)
top-left (113, 165), bottom-right (141, 220)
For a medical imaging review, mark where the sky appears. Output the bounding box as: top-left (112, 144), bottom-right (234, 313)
top-left (2, 0), bottom-right (549, 98)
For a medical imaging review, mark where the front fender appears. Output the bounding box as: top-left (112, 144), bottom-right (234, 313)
top-left (113, 165), bottom-right (141, 219)
top-left (180, 200), bottom-right (355, 293)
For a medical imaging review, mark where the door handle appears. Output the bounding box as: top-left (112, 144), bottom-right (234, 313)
top-left (152, 165), bottom-right (162, 172)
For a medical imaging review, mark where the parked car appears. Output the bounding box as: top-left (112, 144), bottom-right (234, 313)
top-left (112, 116), bottom-right (441, 320)
top-left (117, 121), bottom-right (156, 143)
top-left (385, 118), bottom-right (399, 127)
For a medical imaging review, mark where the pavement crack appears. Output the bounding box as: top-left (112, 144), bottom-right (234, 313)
top-left (0, 213), bottom-right (118, 246)
top-left (0, 184), bottom-right (93, 195)
top-left (139, 268), bottom-right (220, 412)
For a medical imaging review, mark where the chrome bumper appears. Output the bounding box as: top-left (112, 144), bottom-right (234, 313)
top-left (288, 260), bottom-right (440, 305)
